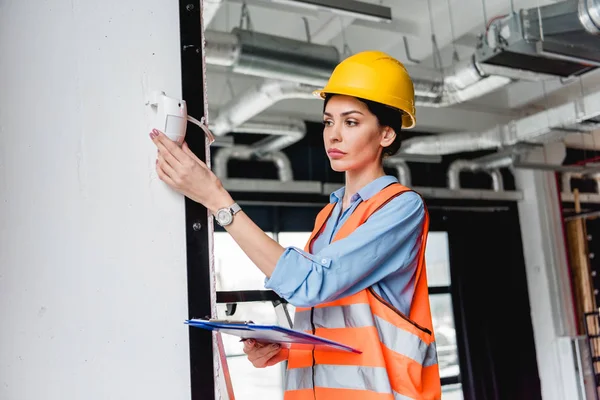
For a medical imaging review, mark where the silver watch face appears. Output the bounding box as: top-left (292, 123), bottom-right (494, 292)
top-left (216, 208), bottom-right (233, 226)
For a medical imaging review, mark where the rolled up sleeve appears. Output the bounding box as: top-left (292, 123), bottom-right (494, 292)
top-left (264, 191), bottom-right (425, 307)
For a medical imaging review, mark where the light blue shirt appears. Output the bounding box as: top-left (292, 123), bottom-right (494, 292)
top-left (264, 175), bottom-right (425, 315)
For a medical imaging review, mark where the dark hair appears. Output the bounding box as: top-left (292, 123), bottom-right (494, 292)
top-left (323, 94), bottom-right (404, 158)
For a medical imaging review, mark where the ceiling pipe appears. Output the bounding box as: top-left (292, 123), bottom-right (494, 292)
top-left (447, 160), bottom-right (505, 192)
top-left (401, 130), bottom-right (502, 155)
top-left (578, 0), bottom-right (600, 34)
top-left (205, 28), bottom-right (577, 154)
top-left (213, 145), bottom-right (294, 182)
top-left (562, 172), bottom-right (600, 195)
top-left (425, 57), bottom-right (513, 107)
top-left (383, 158), bottom-right (412, 187)
top-left (400, 88), bottom-right (600, 155)
top-left (209, 80), bottom-right (317, 136)
top-left (241, 119), bottom-right (306, 157)
top-left (221, 118), bottom-right (306, 158)
top-left (204, 29), bottom-right (514, 109)
top-left (204, 28), bottom-right (340, 87)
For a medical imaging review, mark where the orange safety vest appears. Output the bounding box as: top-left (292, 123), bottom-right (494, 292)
top-left (284, 183), bottom-right (441, 400)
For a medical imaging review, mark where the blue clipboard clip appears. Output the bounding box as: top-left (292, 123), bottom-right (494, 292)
top-left (185, 318), bottom-right (362, 354)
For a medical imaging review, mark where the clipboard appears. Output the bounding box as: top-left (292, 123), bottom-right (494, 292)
top-left (185, 319), bottom-right (362, 353)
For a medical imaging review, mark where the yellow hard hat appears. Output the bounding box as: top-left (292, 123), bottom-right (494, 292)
top-left (314, 50), bottom-right (416, 129)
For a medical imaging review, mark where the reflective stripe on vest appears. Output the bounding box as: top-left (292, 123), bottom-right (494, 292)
top-left (293, 304), bottom-right (438, 367)
top-left (285, 183), bottom-right (442, 400)
top-left (286, 365), bottom-right (418, 400)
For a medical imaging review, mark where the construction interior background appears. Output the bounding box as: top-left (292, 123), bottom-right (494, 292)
top-left (5, 0), bottom-right (600, 399)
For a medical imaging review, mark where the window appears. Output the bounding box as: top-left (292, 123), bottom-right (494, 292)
top-left (214, 232), bottom-right (284, 399)
top-left (214, 232), bottom-right (274, 292)
top-left (426, 232), bottom-right (463, 400)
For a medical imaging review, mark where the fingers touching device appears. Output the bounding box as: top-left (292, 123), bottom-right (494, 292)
top-left (146, 91), bottom-right (215, 146)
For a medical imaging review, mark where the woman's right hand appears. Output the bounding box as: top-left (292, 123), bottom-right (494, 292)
top-left (242, 339), bottom-right (289, 368)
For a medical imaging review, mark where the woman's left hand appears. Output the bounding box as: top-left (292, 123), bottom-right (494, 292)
top-left (149, 129), bottom-right (232, 212)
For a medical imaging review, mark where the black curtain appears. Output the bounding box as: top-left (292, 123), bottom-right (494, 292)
top-left (434, 205), bottom-right (543, 400)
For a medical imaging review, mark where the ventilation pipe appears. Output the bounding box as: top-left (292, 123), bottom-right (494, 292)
top-left (239, 119), bottom-right (306, 158)
top-left (400, 89), bottom-right (600, 155)
top-left (204, 29), bottom-right (514, 110)
top-left (383, 158), bottom-right (412, 187)
top-left (205, 28), bottom-right (580, 154)
top-left (579, 0), bottom-right (600, 34)
top-left (204, 28), bottom-right (340, 87)
top-left (447, 160), bottom-right (505, 191)
top-left (221, 117), bottom-right (306, 158)
top-left (210, 80), bottom-right (317, 136)
top-left (562, 172), bottom-right (600, 195)
top-left (213, 145), bottom-right (294, 182)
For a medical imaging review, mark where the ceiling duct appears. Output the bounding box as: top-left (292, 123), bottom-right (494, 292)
top-left (562, 171), bottom-right (600, 195)
top-left (447, 160), bottom-right (505, 192)
top-left (213, 145), bottom-right (294, 182)
top-left (400, 88), bottom-right (600, 155)
top-left (205, 28), bottom-right (340, 87)
top-left (209, 80), bottom-right (317, 136)
top-left (424, 58), bottom-right (512, 107)
top-left (204, 30), bottom-right (515, 135)
top-left (204, 29), bottom-right (445, 99)
top-left (204, 1), bottom-right (600, 154)
top-left (383, 158), bottom-right (412, 186)
top-left (476, 0), bottom-right (600, 78)
top-left (230, 118), bottom-right (306, 158)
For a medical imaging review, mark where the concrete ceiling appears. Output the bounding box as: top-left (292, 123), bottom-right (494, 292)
top-left (203, 0), bottom-right (599, 134)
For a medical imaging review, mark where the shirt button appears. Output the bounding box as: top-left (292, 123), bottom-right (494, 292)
top-left (321, 258), bottom-right (328, 264)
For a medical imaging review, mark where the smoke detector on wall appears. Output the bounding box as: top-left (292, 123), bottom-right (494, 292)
top-left (146, 91), bottom-right (215, 146)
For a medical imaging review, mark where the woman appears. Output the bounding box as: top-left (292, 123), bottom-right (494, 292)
top-left (150, 50), bottom-right (441, 400)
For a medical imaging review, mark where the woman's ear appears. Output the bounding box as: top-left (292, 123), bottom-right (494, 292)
top-left (380, 127), bottom-right (396, 148)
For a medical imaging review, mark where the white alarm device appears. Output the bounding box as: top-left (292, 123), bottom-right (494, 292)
top-left (147, 91), bottom-right (214, 146)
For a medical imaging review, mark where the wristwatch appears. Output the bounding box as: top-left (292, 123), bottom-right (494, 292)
top-left (214, 203), bottom-right (242, 227)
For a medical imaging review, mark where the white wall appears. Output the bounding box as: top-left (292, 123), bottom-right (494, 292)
top-left (0, 1), bottom-right (193, 399)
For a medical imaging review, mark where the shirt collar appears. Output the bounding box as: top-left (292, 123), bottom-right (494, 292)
top-left (328, 175), bottom-right (399, 204)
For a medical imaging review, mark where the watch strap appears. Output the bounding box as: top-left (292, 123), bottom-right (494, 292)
top-left (230, 203), bottom-right (242, 215)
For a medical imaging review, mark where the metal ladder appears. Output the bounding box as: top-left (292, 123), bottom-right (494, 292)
top-left (214, 290), bottom-right (293, 400)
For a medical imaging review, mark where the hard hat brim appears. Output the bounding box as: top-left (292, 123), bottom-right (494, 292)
top-left (312, 88), bottom-right (416, 129)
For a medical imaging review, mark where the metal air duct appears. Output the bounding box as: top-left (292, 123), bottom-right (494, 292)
top-left (244, 120), bottom-right (306, 158)
top-left (227, 118), bottom-right (306, 158)
top-left (209, 80), bottom-right (317, 136)
top-left (475, 0), bottom-right (600, 78)
top-left (383, 158), bottom-right (412, 186)
top-left (213, 145), bottom-right (294, 182)
top-left (579, 0), bottom-right (600, 34)
top-left (205, 28), bottom-right (340, 87)
top-left (204, 29), bottom-right (445, 99)
top-left (447, 160), bottom-right (505, 191)
top-left (400, 88), bottom-right (600, 155)
top-left (562, 171), bottom-right (600, 195)
top-left (205, 35), bottom-right (513, 138)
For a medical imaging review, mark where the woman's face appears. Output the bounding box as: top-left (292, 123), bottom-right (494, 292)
top-left (323, 95), bottom-right (395, 172)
